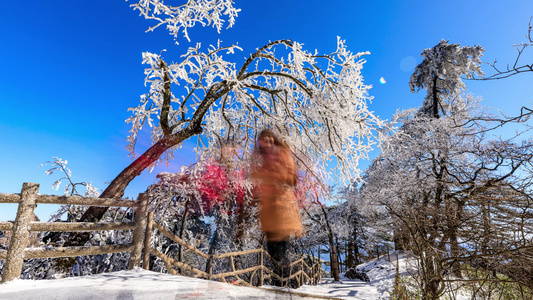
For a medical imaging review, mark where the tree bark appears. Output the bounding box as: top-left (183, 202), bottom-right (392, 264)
top-left (328, 233), bottom-right (340, 281)
top-left (432, 76), bottom-right (439, 118)
top-left (346, 239), bottom-right (355, 269)
top-left (178, 201), bottom-right (190, 272)
top-left (205, 227), bottom-right (219, 278)
top-left (65, 135), bottom-right (183, 242)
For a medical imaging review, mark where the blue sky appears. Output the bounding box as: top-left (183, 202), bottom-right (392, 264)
top-left (1, 0), bottom-right (532, 221)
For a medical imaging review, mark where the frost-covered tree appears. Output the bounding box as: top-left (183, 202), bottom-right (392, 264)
top-left (297, 175), bottom-right (354, 282)
top-left (393, 40), bottom-right (484, 296)
top-left (342, 183), bottom-right (389, 266)
top-left (110, 36), bottom-right (379, 199)
top-left (129, 0), bottom-right (240, 43)
top-left (39, 157), bottom-right (100, 199)
top-left (103, 0), bottom-right (380, 201)
top-left (355, 37), bottom-right (533, 298)
top-left (360, 92), bottom-right (533, 297)
top-left (65, 0), bottom-right (383, 263)
top-left (478, 17), bottom-right (533, 81)
top-left (16, 158), bottom-right (136, 280)
top-left (145, 148), bottom-right (260, 275)
top-left (409, 40), bottom-right (484, 118)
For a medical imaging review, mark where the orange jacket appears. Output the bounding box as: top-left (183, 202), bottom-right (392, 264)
top-left (253, 147), bottom-right (302, 241)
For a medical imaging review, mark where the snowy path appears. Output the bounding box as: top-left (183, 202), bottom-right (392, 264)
top-left (0, 268), bottom-right (381, 300)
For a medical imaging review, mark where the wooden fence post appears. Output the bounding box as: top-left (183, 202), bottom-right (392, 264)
top-left (1, 183), bottom-right (38, 283)
top-left (208, 254), bottom-right (213, 280)
top-left (142, 211), bottom-right (153, 270)
top-left (129, 193), bottom-right (148, 269)
top-left (300, 259), bottom-right (304, 287)
top-left (310, 253), bottom-right (315, 285)
top-left (286, 264), bottom-right (291, 288)
top-left (259, 246), bottom-right (264, 286)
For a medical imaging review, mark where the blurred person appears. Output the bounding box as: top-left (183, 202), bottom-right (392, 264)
top-left (251, 129), bottom-right (302, 287)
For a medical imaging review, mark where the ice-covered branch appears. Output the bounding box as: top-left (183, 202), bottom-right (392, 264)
top-left (128, 0), bottom-right (240, 43)
top-left (126, 38), bottom-right (382, 184)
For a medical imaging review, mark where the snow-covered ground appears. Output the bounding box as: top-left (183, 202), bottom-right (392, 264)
top-left (0, 253), bottom-right (413, 300)
top-left (351, 251), bottom-right (415, 299)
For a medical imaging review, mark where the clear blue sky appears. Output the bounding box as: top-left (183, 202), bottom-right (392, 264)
top-left (1, 0), bottom-right (532, 221)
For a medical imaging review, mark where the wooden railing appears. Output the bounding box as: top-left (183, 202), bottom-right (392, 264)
top-left (1, 182), bottom-right (323, 287)
top-left (144, 212), bottom-right (322, 287)
top-left (0, 182), bottom-right (148, 283)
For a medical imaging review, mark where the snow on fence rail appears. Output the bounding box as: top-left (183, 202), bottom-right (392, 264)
top-left (1, 182), bottom-right (323, 288)
top-left (0, 182), bottom-right (148, 283)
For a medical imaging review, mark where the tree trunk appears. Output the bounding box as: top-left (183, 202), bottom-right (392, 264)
top-left (432, 76), bottom-right (439, 119)
top-left (393, 228), bottom-right (408, 251)
top-left (318, 205), bottom-right (340, 281)
top-left (205, 227), bottom-right (219, 277)
top-left (346, 239), bottom-right (355, 269)
top-left (177, 202), bottom-right (190, 274)
top-left (328, 233), bottom-right (340, 281)
top-left (55, 129), bottom-right (200, 272)
top-left (353, 237), bottom-right (361, 266)
top-left (335, 237), bottom-right (341, 273)
top-left (449, 200), bottom-right (463, 278)
top-left (66, 135), bottom-right (181, 240)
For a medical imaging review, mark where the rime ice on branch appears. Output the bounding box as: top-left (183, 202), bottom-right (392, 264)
top-left (126, 37), bottom-right (382, 186)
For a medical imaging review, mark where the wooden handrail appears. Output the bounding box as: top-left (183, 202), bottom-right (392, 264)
top-left (151, 248), bottom-right (209, 278)
top-left (29, 221), bottom-right (136, 232)
top-left (36, 194), bottom-right (139, 207)
top-left (0, 222), bottom-right (13, 231)
top-left (1, 221), bottom-right (137, 232)
top-left (211, 265), bottom-right (262, 280)
top-left (149, 217), bottom-right (323, 286)
top-left (24, 244), bottom-right (134, 259)
top-left (0, 193), bottom-right (22, 204)
top-left (213, 248), bottom-right (262, 259)
top-left (0, 192), bottom-right (140, 207)
top-left (150, 216), bottom-right (323, 286)
top-left (289, 257), bottom-right (303, 267)
top-left (151, 221), bottom-right (209, 259)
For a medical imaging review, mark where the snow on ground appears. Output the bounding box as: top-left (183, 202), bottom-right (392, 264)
top-left (0, 253), bottom-right (413, 300)
top-left (354, 251), bottom-right (416, 299)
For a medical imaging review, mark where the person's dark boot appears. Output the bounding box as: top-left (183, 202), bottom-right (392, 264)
top-left (289, 278), bottom-right (301, 289)
top-left (271, 277), bottom-right (282, 287)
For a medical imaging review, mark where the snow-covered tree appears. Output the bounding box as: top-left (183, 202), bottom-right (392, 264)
top-left (296, 173), bottom-right (354, 282)
top-left (145, 147), bottom-right (260, 275)
top-left (360, 91), bottom-right (533, 297)
top-left (128, 0), bottom-right (240, 43)
top-left (39, 157), bottom-right (100, 199)
top-left (478, 17), bottom-right (533, 81)
top-left (112, 36), bottom-right (379, 200)
top-left (16, 158), bottom-right (135, 280)
top-left (409, 40), bottom-right (484, 118)
top-left (65, 0), bottom-right (383, 268)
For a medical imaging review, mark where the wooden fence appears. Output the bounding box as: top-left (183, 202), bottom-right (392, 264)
top-left (0, 182), bottom-right (322, 287)
top-left (0, 182), bottom-right (148, 283)
top-left (145, 213), bottom-right (322, 287)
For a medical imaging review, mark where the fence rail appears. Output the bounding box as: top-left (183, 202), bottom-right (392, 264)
top-left (0, 193), bottom-right (140, 207)
top-left (1, 182), bottom-right (323, 288)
